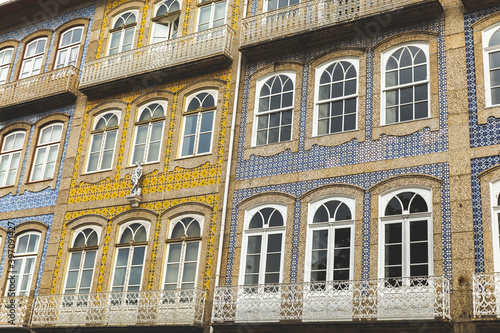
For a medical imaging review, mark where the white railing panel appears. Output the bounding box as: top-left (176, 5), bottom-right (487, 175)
top-left (213, 276), bottom-right (450, 323)
top-left (0, 297), bottom-right (32, 327)
top-left (473, 272), bottom-right (500, 317)
top-left (80, 25), bottom-right (234, 87)
top-left (32, 289), bottom-right (206, 327)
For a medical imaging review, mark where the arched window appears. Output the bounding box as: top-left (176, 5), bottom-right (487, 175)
top-left (254, 73), bottom-right (294, 146)
top-left (0, 131), bottom-right (25, 187)
top-left (30, 122), bottom-right (63, 182)
top-left (151, 0), bottom-right (180, 43)
top-left (64, 227), bottom-right (100, 294)
top-left (265, 0), bottom-right (299, 11)
top-left (306, 198), bottom-right (354, 282)
top-left (111, 222), bottom-right (148, 293)
top-left (483, 24), bottom-right (500, 106)
top-left (315, 59), bottom-right (358, 135)
top-left (383, 43), bottom-right (429, 124)
top-left (131, 102), bottom-right (166, 164)
top-left (241, 205), bottom-right (286, 285)
top-left (379, 189), bottom-right (432, 283)
top-left (180, 91), bottom-right (216, 157)
top-left (6, 231), bottom-right (41, 296)
top-left (0, 47), bottom-right (13, 84)
top-left (108, 11), bottom-right (137, 55)
top-left (197, 0), bottom-right (226, 31)
top-left (164, 216), bottom-right (202, 290)
top-left (86, 112), bottom-right (119, 173)
top-left (20, 38), bottom-right (47, 79)
top-left (55, 26), bottom-right (84, 69)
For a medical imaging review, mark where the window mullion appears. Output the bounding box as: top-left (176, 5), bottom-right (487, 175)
top-left (178, 241), bottom-right (187, 289)
top-left (328, 226), bottom-right (334, 281)
top-left (260, 231), bottom-right (268, 285)
top-left (194, 113), bottom-right (202, 155)
top-left (403, 217), bottom-right (410, 280)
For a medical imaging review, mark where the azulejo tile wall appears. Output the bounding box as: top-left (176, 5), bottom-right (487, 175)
top-left (236, 18), bottom-right (448, 180)
top-left (50, 194), bottom-right (218, 294)
top-left (465, 5), bottom-right (500, 148)
top-left (0, 215), bottom-right (53, 295)
top-left (225, 163), bottom-right (451, 284)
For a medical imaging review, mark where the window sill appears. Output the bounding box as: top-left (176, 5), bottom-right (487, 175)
top-left (243, 140), bottom-right (297, 160)
top-left (478, 104), bottom-right (500, 125)
top-left (77, 168), bottom-right (116, 185)
top-left (304, 129), bottom-right (365, 150)
top-left (372, 117), bottom-right (439, 140)
top-left (20, 177), bottom-right (55, 194)
top-left (170, 153), bottom-right (215, 171)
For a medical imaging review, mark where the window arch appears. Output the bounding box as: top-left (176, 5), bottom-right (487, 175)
top-left (164, 216), bottom-right (202, 290)
top-left (30, 122), bottom-right (63, 182)
top-left (379, 188), bottom-right (432, 282)
top-left (20, 37), bottom-right (47, 79)
top-left (64, 226), bottom-right (100, 294)
top-left (0, 131), bottom-right (25, 187)
top-left (254, 73), bottom-right (294, 146)
top-left (0, 47), bottom-right (13, 84)
top-left (483, 24), bottom-right (500, 107)
top-left (111, 221), bottom-right (149, 293)
top-left (86, 112), bottom-right (120, 173)
top-left (151, 0), bottom-right (180, 43)
top-left (131, 101), bottom-right (166, 165)
top-left (55, 26), bottom-right (84, 69)
top-left (382, 43), bottom-right (429, 124)
top-left (180, 91), bottom-right (217, 157)
top-left (305, 197), bottom-right (355, 282)
top-left (240, 204), bottom-right (286, 285)
top-left (6, 231), bottom-right (41, 296)
top-left (315, 59), bottom-right (358, 135)
top-left (108, 11), bottom-right (137, 55)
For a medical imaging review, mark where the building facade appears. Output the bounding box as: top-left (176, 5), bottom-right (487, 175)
top-left (0, 0), bottom-right (500, 333)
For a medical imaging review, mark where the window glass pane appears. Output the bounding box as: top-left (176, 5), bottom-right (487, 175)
top-left (247, 235), bottom-right (262, 254)
top-left (410, 243), bottom-right (428, 264)
top-left (245, 254), bottom-right (260, 274)
top-left (334, 228), bottom-right (350, 248)
top-left (185, 242), bottom-right (200, 261)
top-left (186, 220), bottom-right (201, 237)
top-left (265, 253), bottom-right (280, 273)
top-left (181, 135), bottom-right (195, 156)
top-left (113, 267), bottom-right (126, 286)
top-left (171, 223), bottom-right (184, 239)
top-left (268, 210), bottom-right (284, 227)
top-left (334, 249), bottom-right (350, 269)
top-left (385, 223), bottom-right (402, 243)
top-left (65, 271), bottom-right (78, 289)
top-left (80, 270), bottom-right (93, 288)
top-left (267, 234), bottom-right (282, 252)
top-left (385, 244), bottom-right (402, 265)
top-left (184, 115), bottom-right (197, 135)
top-left (61, 31), bottom-right (72, 46)
top-left (410, 265), bottom-right (428, 277)
top-left (72, 28), bottom-right (83, 44)
top-left (132, 247), bottom-right (145, 265)
top-left (312, 230), bottom-right (328, 250)
top-left (313, 205), bottom-right (329, 223)
top-left (116, 248), bottom-right (130, 266)
top-left (84, 251), bottom-right (97, 268)
top-left (128, 266), bottom-right (142, 285)
top-left (490, 51), bottom-right (500, 69)
top-left (335, 203), bottom-right (352, 221)
top-left (490, 31), bottom-right (500, 47)
top-left (168, 243), bottom-right (182, 262)
top-left (182, 263), bottom-right (197, 282)
top-left (69, 252), bottom-right (82, 269)
top-left (17, 235), bottom-right (29, 253)
top-left (165, 263), bottom-right (179, 284)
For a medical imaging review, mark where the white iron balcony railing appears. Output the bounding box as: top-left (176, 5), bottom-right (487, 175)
top-left (0, 297), bottom-right (33, 327)
top-left (80, 25), bottom-right (234, 88)
top-left (32, 288), bottom-right (206, 327)
top-left (240, 0), bottom-right (437, 47)
top-left (0, 66), bottom-right (79, 109)
top-left (213, 276), bottom-right (450, 323)
top-left (473, 272), bottom-right (500, 317)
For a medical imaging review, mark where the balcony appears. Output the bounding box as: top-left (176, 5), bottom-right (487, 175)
top-left (0, 66), bottom-right (80, 118)
top-left (80, 25), bottom-right (235, 97)
top-left (31, 289), bottom-right (206, 329)
top-left (460, 0), bottom-right (499, 11)
top-left (0, 297), bottom-right (33, 328)
top-left (240, 0), bottom-right (443, 60)
top-left (213, 276), bottom-right (450, 325)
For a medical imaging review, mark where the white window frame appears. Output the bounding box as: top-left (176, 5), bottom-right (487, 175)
top-left (304, 196), bottom-right (355, 282)
top-left (238, 204), bottom-right (287, 286)
top-left (30, 122), bottom-right (63, 182)
top-left (20, 37), bottom-right (47, 79)
top-left (380, 42), bottom-right (430, 125)
top-left (313, 57), bottom-right (359, 136)
top-left (150, 0), bottom-right (181, 44)
top-left (107, 10), bottom-right (138, 56)
top-left (55, 26), bottom-right (84, 69)
top-left (162, 215), bottom-right (203, 290)
top-left (130, 101), bottom-right (167, 166)
top-left (85, 111), bottom-right (120, 173)
top-left (483, 23), bottom-right (500, 107)
top-left (252, 71), bottom-right (295, 147)
top-left (0, 47), bottom-right (14, 85)
top-left (0, 131), bottom-right (25, 187)
top-left (378, 187), bottom-right (433, 281)
top-left (196, 0), bottom-right (227, 32)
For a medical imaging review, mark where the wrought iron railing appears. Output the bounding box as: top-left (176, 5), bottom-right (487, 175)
top-left (80, 25), bottom-right (234, 87)
top-left (473, 272), bottom-right (500, 317)
top-left (0, 66), bottom-right (79, 109)
top-left (240, 0), bottom-right (437, 47)
top-left (213, 276), bottom-right (450, 322)
top-left (0, 297), bottom-right (33, 327)
top-left (32, 288), bottom-right (206, 327)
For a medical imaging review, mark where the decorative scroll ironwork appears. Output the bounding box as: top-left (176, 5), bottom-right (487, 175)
top-left (473, 272), bottom-right (500, 317)
top-left (0, 297), bottom-right (33, 327)
top-left (80, 25), bottom-right (234, 87)
top-left (212, 276), bottom-right (451, 322)
top-left (31, 289), bottom-right (206, 327)
top-left (0, 66), bottom-right (80, 109)
top-left (240, 0), bottom-right (435, 47)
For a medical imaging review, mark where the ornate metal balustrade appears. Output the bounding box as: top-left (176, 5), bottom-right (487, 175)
top-left (32, 288), bottom-right (206, 327)
top-left (80, 25), bottom-right (234, 89)
top-left (473, 272), bottom-right (500, 317)
top-left (0, 297), bottom-right (33, 327)
top-left (213, 276), bottom-right (450, 323)
top-left (0, 66), bottom-right (79, 110)
top-left (240, 0), bottom-right (441, 48)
